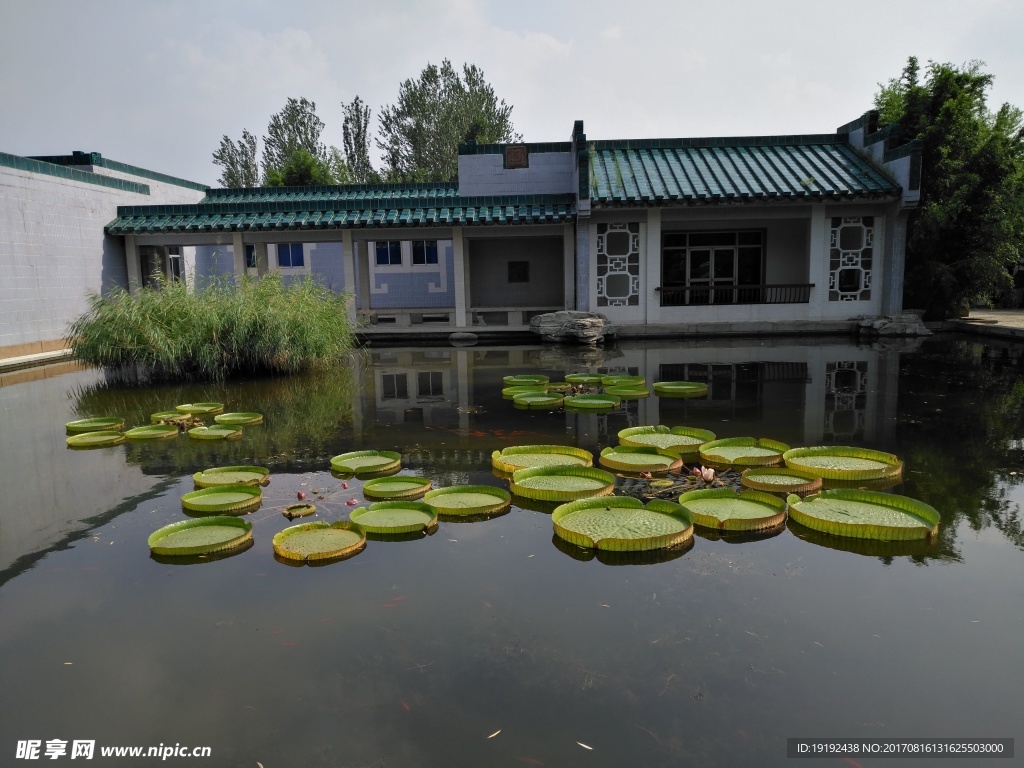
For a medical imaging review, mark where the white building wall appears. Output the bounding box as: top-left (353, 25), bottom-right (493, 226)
top-left (0, 160), bottom-right (205, 355)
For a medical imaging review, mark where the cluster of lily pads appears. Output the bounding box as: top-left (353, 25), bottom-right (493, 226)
top-left (502, 373), bottom-right (708, 411)
top-left (65, 403), bottom-right (264, 447)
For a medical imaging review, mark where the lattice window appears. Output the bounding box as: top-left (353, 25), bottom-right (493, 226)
top-left (824, 361), bottom-right (868, 442)
top-left (829, 217), bottom-right (873, 301)
top-left (596, 222), bottom-right (640, 306)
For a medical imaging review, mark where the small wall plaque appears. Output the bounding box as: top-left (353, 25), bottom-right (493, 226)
top-left (504, 145), bottom-right (529, 169)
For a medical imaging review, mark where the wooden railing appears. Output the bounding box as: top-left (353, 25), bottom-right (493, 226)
top-left (657, 284), bottom-right (814, 307)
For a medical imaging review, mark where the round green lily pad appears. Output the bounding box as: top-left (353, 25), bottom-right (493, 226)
top-left (618, 425), bottom-right (717, 456)
top-left (283, 503), bottom-right (316, 519)
top-left (653, 381), bottom-right (709, 398)
top-left (148, 516), bottom-right (252, 557)
top-left (273, 521), bottom-right (365, 562)
top-left (544, 382), bottom-right (572, 392)
top-left (599, 446), bottom-right (683, 475)
top-left (740, 467), bottom-right (822, 494)
top-left (513, 392), bottom-right (564, 408)
top-left (214, 412), bottom-right (264, 426)
top-left (502, 385), bottom-right (548, 399)
top-left (678, 488), bottom-right (787, 532)
top-left (423, 485), bottom-right (511, 516)
top-left (66, 417), bottom-right (124, 434)
top-left (181, 485), bottom-right (262, 515)
top-left (565, 373), bottom-right (603, 384)
top-left (564, 393), bottom-right (621, 409)
top-left (188, 425), bottom-right (242, 441)
top-left (125, 424), bottom-right (179, 440)
top-left (491, 445), bottom-right (593, 475)
top-left (503, 374), bottom-right (549, 386)
top-left (510, 465), bottom-right (617, 502)
top-left (66, 430), bottom-right (126, 448)
top-left (604, 386), bottom-right (650, 398)
top-left (787, 489), bottom-right (939, 541)
top-left (176, 402), bottom-right (224, 414)
top-left (552, 496), bottom-right (694, 551)
top-left (350, 502), bottom-right (438, 534)
top-left (330, 450), bottom-right (402, 475)
top-left (362, 475), bottom-right (432, 500)
top-left (193, 466), bottom-right (270, 488)
top-left (601, 374), bottom-right (646, 387)
top-left (783, 446), bottom-right (903, 481)
top-left (151, 410), bottom-right (186, 423)
top-left (699, 437), bottom-right (789, 467)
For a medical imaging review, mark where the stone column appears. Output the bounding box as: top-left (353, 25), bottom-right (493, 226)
top-left (882, 205), bottom-right (911, 315)
top-left (576, 203), bottom-right (591, 311)
top-left (231, 232), bottom-right (246, 283)
top-left (255, 242), bottom-right (269, 277)
top-left (563, 222), bottom-right (575, 310)
top-left (452, 227), bottom-right (468, 327)
top-left (125, 235), bottom-right (142, 296)
top-left (807, 205), bottom-right (828, 318)
top-left (341, 230), bottom-right (357, 324)
top-left (644, 208), bottom-right (661, 325)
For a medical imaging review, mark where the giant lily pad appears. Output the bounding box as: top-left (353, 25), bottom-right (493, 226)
top-left (740, 467), bottom-right (822, 494)
top-left (783, 446), bottom-right (903, 481)
top-left (125, 424), bottom-right (179, 440)
top-left (176, 402), bottom-right (224, 414)
top-left (491, 445), bottom-right (593, 475)
top-left (653, 381), bottom-right (709, 398)
top-left (181, 485), bottom-right (262, 515)
top-left (330, 450), bottom-right (402, 475)
top-left (510, 465), bottom-right (617, 502)
top-left (786, 489), bottom-right (939, 541)
top-left (604, 386), bottom-right (650, 399)
top-left (552, 497), bottom-right (694, 551)
top-left (66, 430), bottom-right (126, 448)
top-left (283, 503), bottom-right (316, 519)
top-left (599, 446), bottom-right (683, 475)
top-left (513, 392), bottom-right (564, 408)
top-left (188, 425), bottom-right (242, 441)
top-left (273, 521), bottom-right (365, 562)
top-left (350, 502), bottom-right (438, 534)
top-left (618, 425), bottom-right (717, 456)
top-left (601, 374), bottom-right (646, 387)
top-left (192, 466), bottom-right (270, 488)
top-left (66, 417), bottom-right (124, 434)
top-left (699, 437), bottom-right (789, 467)
top-left (503, 374), bottom-right (549, 386)
top-left (151, 410), bottom-right (186, 423)
top-left (148, 516), bottom-right (252, 557)
top-left (423, 485), bottom-right (511, 516)
top-left (362, 475), bottom-right (432, 500)
top-left (565, 373), bottom-right (603, 385)
top-left (502, 385), bottom-right (548, 399)
top-left (678, 488), bottom-right (787, 532)
top-left (214, 412), bottom-right (264, 426)
top-left (564, 393), bottom-right (620, 409)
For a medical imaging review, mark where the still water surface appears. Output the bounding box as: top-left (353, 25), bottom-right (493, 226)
top-left (0, 336), bottom-right (1021, 767)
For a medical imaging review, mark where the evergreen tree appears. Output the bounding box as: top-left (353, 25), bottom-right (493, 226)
top-left (262, 97), bottom-right (330, 180)
top-left (377, 60), bottom-right (521, 182)
top-left (875, 58), bottom-right (1024, 318)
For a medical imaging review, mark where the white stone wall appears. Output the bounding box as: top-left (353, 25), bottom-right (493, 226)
top-left (457, 151), bottom-right (574, 196)
top-left (0, 162), bottom-right (205, 354)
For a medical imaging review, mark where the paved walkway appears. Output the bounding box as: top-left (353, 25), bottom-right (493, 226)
top-left (948, 309), bottom-right (1024, 340)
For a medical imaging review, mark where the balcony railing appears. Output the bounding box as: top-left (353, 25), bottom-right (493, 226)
top-left (657, 283), bottom-right (814, 307)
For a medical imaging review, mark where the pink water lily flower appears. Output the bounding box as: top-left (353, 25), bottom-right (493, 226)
top-left (700, 466), bottom-right (716, 482)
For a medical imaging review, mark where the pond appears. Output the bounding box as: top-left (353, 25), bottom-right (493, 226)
top-left (0, 335), bottom-right (1021, 767)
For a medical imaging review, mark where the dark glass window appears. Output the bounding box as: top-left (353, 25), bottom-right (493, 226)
top-left (375, 241), bottom-right (402, 266)
top-left (245, 244), bottom-right (257, 269)
top-left (412, 241), bottom-right (438, 265)
top-left (381, 373), bottom-right (408, 399)
top-left (278, 243), bottom-right (304, 268)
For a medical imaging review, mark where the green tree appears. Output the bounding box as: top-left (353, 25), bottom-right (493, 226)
top-left (262, 97), bottom-right (330, 180)
top-left (212, 129), bottom-right (259, 188)
top-left (342, 95), bottom-right (379, 183)
top-left (265, 148), bottom-right (337, 187)
top-left (875, 57), bottom-right (1024, 318)
top-left (377, 60), bottom-right (521, 182)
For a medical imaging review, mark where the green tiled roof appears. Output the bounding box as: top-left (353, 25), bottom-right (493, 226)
top-left (589, 136), bottom-right (900, 204)
top-left (105, 190), bottom-right (575, 235)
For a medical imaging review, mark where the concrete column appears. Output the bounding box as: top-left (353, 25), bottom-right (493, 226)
top-left (255, 242), bottom-right (269, 277)
top-left (563, 222), bottom-right (575, 309)
top-left (576, 218), bottom-right (591, 311)
top-left (231, 232), bottom-right (246, 283)
top-left (125, 235), bottom-right (142, 296)
top-left (452, 227), bottom-right (468, 327)
top-left (341, 230), bottom-right (357, 324)
top-left (645, 208), bottom-right (661, 325)
top-left (356, 241), bottom-right (371, 315)
top-left (807, 205), bottom-right (828, 318)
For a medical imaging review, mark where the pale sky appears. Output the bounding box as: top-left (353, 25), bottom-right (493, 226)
top-left (2, 0), bottom-right (1022, 187)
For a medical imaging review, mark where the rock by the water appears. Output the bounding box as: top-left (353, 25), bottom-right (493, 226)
top-left (855, 314), bottom-right (932, 337)
top-left (530, 311), bottom-right (608, 345)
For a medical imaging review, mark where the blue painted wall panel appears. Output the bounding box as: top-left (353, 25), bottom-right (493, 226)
top-left (369, 241), bottom-right (455, 309)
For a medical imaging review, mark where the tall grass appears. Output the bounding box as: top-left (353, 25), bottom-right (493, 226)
top-left (67, 274), bottom-right (355, 381)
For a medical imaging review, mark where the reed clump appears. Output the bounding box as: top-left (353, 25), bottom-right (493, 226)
top-left (67, 274), bottom-right (355, 381)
